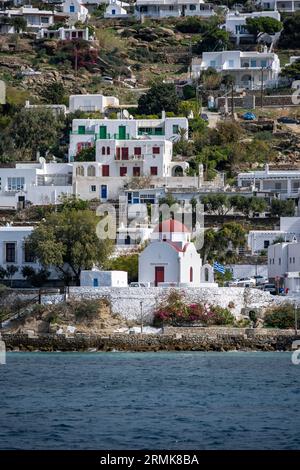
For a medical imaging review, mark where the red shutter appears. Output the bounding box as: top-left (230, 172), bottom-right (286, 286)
top-left (120, 167), bottom-right (127, 177)
top-left (102, 165), bottom-right (109, 177)
top-left (133, 167), bottom-right (140, 177)
top-left (134, 147), bottom-right (141, 155)
top-left (153, 147), bottom-right (160, 154)
top-left (150, 166), bottom-right (158, 176)
top-left (77, 143), bottom-right (83, 153)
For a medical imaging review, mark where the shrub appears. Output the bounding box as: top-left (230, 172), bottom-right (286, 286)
top-left (153, 290), bottom-right (235, 326)
top-left (264, 304), bottom-right (300, 329)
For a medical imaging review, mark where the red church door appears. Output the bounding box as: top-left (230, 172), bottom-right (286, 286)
top-left (155, 266), bottom-right (165, 286)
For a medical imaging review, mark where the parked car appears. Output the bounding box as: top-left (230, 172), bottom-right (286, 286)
top-left (101, 76), bottom-right (114, 84)
top-left (129, 282), bottom-right (150, 287)
top-left (242, 112), bottom-right (256, 121)
top-left (263, 284), bottom-right (277, 295)
top-left (237, 277), bottom-right (256, 287)
top-left (277, 116), bottom-right (299, 124)
top-left (253, 275), bottom-right (268, 286)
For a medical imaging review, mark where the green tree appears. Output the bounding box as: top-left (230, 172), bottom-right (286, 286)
top-left (270, 199), bottom-right (295, 217)
top-left (5, 265), bottom-right (18, 287)
top-left (107, 254), bottom-right (138, 283)
top-left (9, 16), bottom-right (27, 33)
top-left (21, 266), bottom-right (50, 288)
top-left (26, 209), bottom-right (114, 285)
top-left (10, 108), bottom-right (63, 159)
top-left (41, 82), bottom-right (66, 104)
top-left (246, 17), bottom-right (282, 37)
top-left (194, 29), bottom-right (230, 54)
top-left (279, 12), bottom-right (300, 49)
top-left (75, 145), bottom-right (96, 162)
top-left (137, 83), bottom-right (179, 115)
top-left (201, 194), bottom-right (231, 216)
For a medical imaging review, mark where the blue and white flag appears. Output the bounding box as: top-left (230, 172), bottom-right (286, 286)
top-left (213, 261), bottom-right (225, 274)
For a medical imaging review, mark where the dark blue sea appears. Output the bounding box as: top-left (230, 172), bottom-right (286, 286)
top-left (1, 351), bottom-right (300, 450)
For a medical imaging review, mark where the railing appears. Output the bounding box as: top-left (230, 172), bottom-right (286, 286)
top-left (4, 186), bottom-right (26, 193)
top-left (70, 130), bottom-right (96, 135)
top-left (115, 154), bottom-right (145, 161)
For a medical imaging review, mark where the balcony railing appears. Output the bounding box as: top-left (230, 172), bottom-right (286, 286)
top-left (70, 130), bottom-right (96, 135)
top-left (115, 154), bottom-right (145, 161)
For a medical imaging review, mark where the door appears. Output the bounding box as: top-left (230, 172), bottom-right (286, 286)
top-left (78, 125), bottom-right (85, 135)
top-left (99, 125), bottom-right (107, 139)
top-left (119, 125), bottom-right (126, 140)
top-left (101, 184), bottom-right (107, 199)
top-left (133, 167), bottom-right (140, 177)
top-left (93, 278), bottom-right (99, 287)
top-left (155, 266), bottom-right (164, 286)
top-left (121, 147), bottom-right (129, 160)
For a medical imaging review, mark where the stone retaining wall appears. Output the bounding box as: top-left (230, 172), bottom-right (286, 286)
top-left (66, 286), bottom-right (285, 320)
top-left (3, 329), bottom-right (299, 352)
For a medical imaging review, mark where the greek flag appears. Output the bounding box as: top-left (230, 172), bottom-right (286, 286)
top-left (213, 261), bottom-right (225, 274)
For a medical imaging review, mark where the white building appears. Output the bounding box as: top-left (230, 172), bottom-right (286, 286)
top-left (25, 100), bottom-right (67, 117)
top-left (248, 217), bottom-right (300, 254)
top-left (138, 219), bottom-right (215, 287)
top-left (38, 26), bottom-right (90, 41)
top-left (238, 165), bottom-right (300, 200)
top-left (0, 6), bottom-right (56, 33)
top-left (0, 161), bottom-right (73, 209)
top-left (259, 0), bottom-right (300, 12)
top-left (268, 241), bottom-right (300, 292)
top-left (224, 10), bottom-right (281, 45)
top-left (68, 115), bottom-right (188, 160)
top-left (135, 0), bottom-right (216, 19)
top-left (62, 0), bottom-right (89, 22)
top-left (104, 0), bottom-right (130, 18)
top-left (192, 49), bottom-right (281, 89)
top-left (69, 94), bottom-right (120, 113)
top-left (0, 226), bottom-right (39, 280)
top-left (80, 269), bottom-right (128, 287)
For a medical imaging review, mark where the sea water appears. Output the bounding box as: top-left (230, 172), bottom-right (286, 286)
top-left (0, 351), bottom-right (300, 449)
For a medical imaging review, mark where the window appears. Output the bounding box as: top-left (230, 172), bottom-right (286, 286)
top-left (7, 177), bottom-right (25, 191)
top-left (134, 147), bottom-right (142, 156)
top-left (153, 147), bottom-right (160, 155)
top-left (169, 5), bottom-right (174, 10)
top-left (228, 60), bottom-right (234, 68)
top-left (250, 60), bottom-right (257, 67)
top-left (120, 167), bottom-right (127, 177)
top-left (279, 257), bottom-right (281, 265)
top-left (275, 182), bottom-right (282, 190)
top-left (76, 166), bottom-right (84, 176)
top-left (190, 267), bottom-right (193, 282)
top-left (293, 257), bottom-right (296, 263)
top-left (102, 165), bottom-right (109, 177)
top-left (264, 240), bottom-right (270, 249)
top-left (261, 60), bottom-right (267, 68)
top-left (133, 167), bottom-right (140, 177)
top-left (189, 4), bottom-right (196, 10)
top-left (70, 5), bottom-right (75, 13)
top-left (24, 243), bottom-right (35, 263)
top-left (87, 165), bottom-right (96, 177)
top-left (78, 125), bottom-right (85, 134)
top-left (102, 146), bottom-right (106, 155)
top-left (90, 185), bottom-right (96, 192)
top-left (150, 167), bottom-right (158, 176)
top-left (121, 148), bottom-right (129, 160)
top-left (172, 125), bottom-right (179, 134)
top-left (107, 147), bottom-right (110, 155)
top-left (112, 9), bottom-right (116, 14)
top-left (6, 242), bottom-right (16, 263)
top-left (41, 17), bottom-right (49, 24)
top-left (210, 60), bottom-right (216, 68)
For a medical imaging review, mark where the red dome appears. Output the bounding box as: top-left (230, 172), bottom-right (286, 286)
top-left (153, 219), bottom-right (190, 234)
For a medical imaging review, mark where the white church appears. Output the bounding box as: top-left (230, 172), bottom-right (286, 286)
top-left (138, 219), bottom-right (216, 287)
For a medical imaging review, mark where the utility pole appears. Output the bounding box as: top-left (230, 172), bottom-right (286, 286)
top-left (231, 82), bottom-right (234, 119)
top-left (295, 301), bottom-right (298, 336)
top-left (140, 300), bottom-right (144, 334)
top-left (74, 46), bottom-right (78, 76)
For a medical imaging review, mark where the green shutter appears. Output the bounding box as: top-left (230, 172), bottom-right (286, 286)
top-left (99, 126), bottom-right (107, 139)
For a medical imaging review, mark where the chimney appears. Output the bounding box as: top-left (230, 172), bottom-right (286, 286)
top-left (161, 110), bottom-right (166, 120)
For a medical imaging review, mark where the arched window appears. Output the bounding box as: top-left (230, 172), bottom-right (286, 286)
top-left (76, 165), bottom-right (84, 176)
top-left (205, 267), bottom-right (209, 282)
top-left (87, 165), bottom-right (96, 177)
top-left (102, 146), bottom-right (106, 155)
top-left (107, 146), bottom-right (110, 155)
top-left (190, 267), bottom-right (193, 282)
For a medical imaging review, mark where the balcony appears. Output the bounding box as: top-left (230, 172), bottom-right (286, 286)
top-left (4, 185), bottom-right (27, 193)
top-left (115, 154), bottom-right (145, 161)
top-left (70, 130), bottom-right (96, 136)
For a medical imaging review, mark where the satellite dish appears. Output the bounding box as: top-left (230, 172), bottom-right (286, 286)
top-left (123, 109), bottom-right (130, 119)
top-left (39, 157), bottom-right (46, 165)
